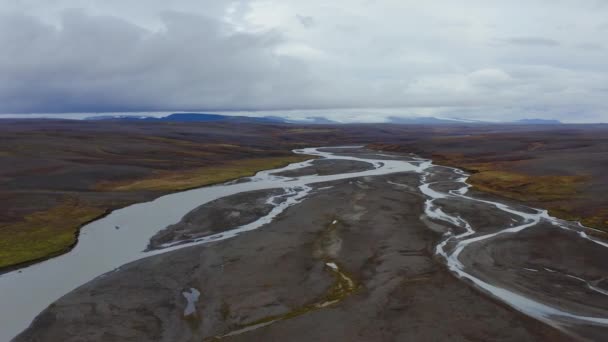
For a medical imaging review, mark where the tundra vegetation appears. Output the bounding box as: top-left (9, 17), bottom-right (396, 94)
top-left (2, 120), bottom-right (608, 270)
top-left (372, 126), bottom-right (608, 233)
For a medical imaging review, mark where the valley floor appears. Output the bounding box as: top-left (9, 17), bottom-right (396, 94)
top-left (17, 149), bottom-right (607, 341)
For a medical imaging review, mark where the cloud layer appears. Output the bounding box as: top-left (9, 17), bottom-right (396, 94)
top-left (0, 10), bottom-right (325, 113)
top-left (1, 1), bottom-right (607, 122)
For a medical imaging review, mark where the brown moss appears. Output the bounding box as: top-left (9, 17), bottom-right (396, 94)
top-left (206, 261), bottom-right (357, 341)
top-left (461, 168), bottom-right (608, 230)
top-left (97, 155), bottom-right (313, 192)
top-left (370, 144), bottom-right (608, 231)
top-left (468, 170), bottom-right (587, 203)
top-left (317, 262), bottom-right (357, 306)
top-left (220, 301), bottom-right (231, 321)
top-left (206, 219), bottom-right (357, 340)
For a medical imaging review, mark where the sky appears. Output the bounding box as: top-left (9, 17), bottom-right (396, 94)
top-left (0, 1), bottom-right (607, 122)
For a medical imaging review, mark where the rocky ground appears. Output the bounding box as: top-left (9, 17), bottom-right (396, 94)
top-left (16, 157), bottom-right (569, 342)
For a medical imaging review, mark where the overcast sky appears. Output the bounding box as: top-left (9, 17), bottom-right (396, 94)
top-left (1, 0), bottom-right (607, 122)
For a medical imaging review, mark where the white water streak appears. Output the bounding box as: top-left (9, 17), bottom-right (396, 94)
top-left (417, 160), bottom-right (608, 330)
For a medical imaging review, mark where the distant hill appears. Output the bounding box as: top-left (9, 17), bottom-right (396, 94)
top-left (514, 118), bottom-right (562, 125)
top-left (159, 113), bottom-right (285, 123)
top-left (160, 113), bottom-right (230, 122)
top-left (86, 113), bottom-right (287, 124)
top-left (386, 116), bottom-right (472, 125)
top-left (85, 113), bottom-right (562, 125)
top-left (387, 116), bottom-right (562, 125)
top-left (85, 113), bottom-right (341, 125)
top-left (287, 116), bottom-right (339, 124)
top-left (86, 115), bottom-right (157, 121)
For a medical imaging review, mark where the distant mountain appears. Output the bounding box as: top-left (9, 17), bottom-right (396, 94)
top-left (514, 118), bottom-right (562, 125)
top-left (86, 115), bottom-right (157, 121)
top-left (387, 116), bottom-right (563, 125)
top-left (263, 115), bottom-right (292, 123)
top-left (159, 113), bottom-right (286, 123)
top-left (386, 116), bottom-right (468, 125)
top-left (86, 113), bottom-right (287, 124)
top-left (85, 113), bottom-right (341, 125)
top-left (445, 117), bottom-right (489, 123)
top-left (160, 113), bottom-right (230, 122)
top-left (85, 114), bottom-right (562, 125)
top-left (287, 116), bottom-right (339, 124)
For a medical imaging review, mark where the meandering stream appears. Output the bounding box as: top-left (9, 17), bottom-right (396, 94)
top-left (0, 147), bottom-right (606, 341)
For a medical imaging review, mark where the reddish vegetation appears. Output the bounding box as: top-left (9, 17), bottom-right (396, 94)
top-left (2, 120), bottom-right (608, 269)
top-left (371, 126), bottom-right (608, 231)
top-left (0, 120), bottom-right (421, 269)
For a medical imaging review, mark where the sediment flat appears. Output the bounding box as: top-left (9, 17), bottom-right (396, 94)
top-left (148, 189), bottom-right (284, 250)
top-left (272, 159), bottom-right (374, 177)
top-left (16, 155), bottom-right (570, 341)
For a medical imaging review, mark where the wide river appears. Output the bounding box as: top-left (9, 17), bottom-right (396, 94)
top-left (0, 147), bottom-right (425, 341)
top-left (1, 147), bottom-right (607, 341)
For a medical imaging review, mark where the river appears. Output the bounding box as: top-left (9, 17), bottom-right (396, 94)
top-left (1, 146), bottom-right (607, 341)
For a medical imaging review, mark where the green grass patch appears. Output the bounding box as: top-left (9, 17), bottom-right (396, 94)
top-left (0, 202), bottom-right (105, 269)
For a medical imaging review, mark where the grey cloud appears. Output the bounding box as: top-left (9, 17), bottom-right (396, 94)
top-left (296, 15), bottom-right (315, 28)
top-left (577, 43), bottom-right (603, 51)
top-left (502, 37), bottom-right (560, 47)
top-left (0, 11), bottom-right (323, 113)
top-left (0, 1), bottom-right (607, 123)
